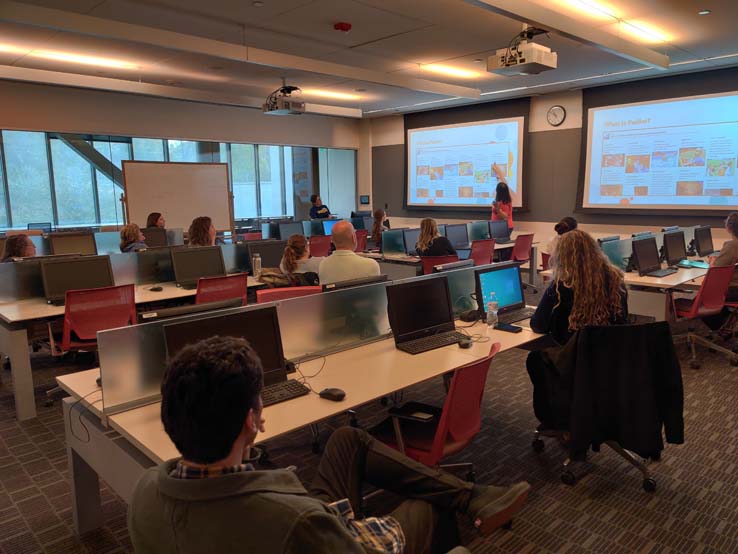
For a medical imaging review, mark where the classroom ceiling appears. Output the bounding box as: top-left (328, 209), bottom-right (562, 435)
top-left (0, 0), bottom-right (737, 118)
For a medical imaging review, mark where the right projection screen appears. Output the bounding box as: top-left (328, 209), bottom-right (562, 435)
top-left (583, 91), bottom-right (738, 210)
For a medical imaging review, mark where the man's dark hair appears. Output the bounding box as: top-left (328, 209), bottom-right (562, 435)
top-left (310, 194), bottom-right (319, 204)
top-left (161, 336), bottom-right (263, 464)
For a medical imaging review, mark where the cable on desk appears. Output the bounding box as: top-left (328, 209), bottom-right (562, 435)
top-left (294, 356), bottom-right (327, 394)
top-left (458, 327), bottom-right (491, 344)
top-left (69, 389), bottom-right (103, 444)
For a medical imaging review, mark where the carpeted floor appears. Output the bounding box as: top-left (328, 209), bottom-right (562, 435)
top-left (0, 323), bottom-right (737, 554)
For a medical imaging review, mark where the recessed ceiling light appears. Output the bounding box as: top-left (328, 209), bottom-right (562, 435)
top-left (301, 88), bottom-right (362, 101)
top-left (473, 58), bottom-right (484, 63)
top-left (698, 9), bottom-right (711, 15)
top-left (252, 1), bottom-right (264, 6)
top-left (420, 64), bottom-right (480, 79)
top-left (30, 50), bottom-right (140, 69)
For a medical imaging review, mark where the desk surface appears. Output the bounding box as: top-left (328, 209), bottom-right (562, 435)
top-left (0, 277), bottom-right (262, 324)
top-left (539, 266), bottom-right (707, 289)
top-left (58, 320), bottom-right (541, 465)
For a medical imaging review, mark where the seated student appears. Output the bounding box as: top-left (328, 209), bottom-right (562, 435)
top-left (490, 163), bottom-right (516, 233)
top-left (120, 224), bottom-right (148, 253)
top-left (1, 234), bottom-right (37, 262)
top-left (711, 212), bottom-right (738, 302)
top-left (416, 218), bottom-right (456, 257)
top-left (128, 336), bottom-right (530, 554)
top-left (543, 216), bottom-right (578, 255)
top-left (309, 194), bottom-right (331, 219)
top-left (146, 212), bottom-right (166, 228)
top-left (319, 221), bottom-right (380, 284)
top-left (369, 208), bottom-right (386, 249)
top-left (279, 234), bottom-right (323, 276)
top-left (188, 216), bottom-right (216, 247)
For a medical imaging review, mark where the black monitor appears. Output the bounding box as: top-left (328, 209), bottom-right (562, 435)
top-left (437, 224), bottom-right (446, 237)
top-left (322, 274), bottom-right (388, 292)
top-left (403, 228), bottom-right (421, 255)
top-left (445, 224), bottom-right (469, 249)
top-left (432, 259), bottom-right (474, 272)
top-left (362, 216), bottom-right (374, 233)
top-left (597, 235), bottom-right (619, 245)
top-left (351, 210), bottom-right (372, 218)
top-left (138, 298), bottom-right (244, 323)
top-left (171, 246), bottom-right (226, 288)
top-left (385, 276), bottom-right (455, 344)
top-left (663, 231), bottom-right (687, 266)
top-left (40, 255), bottom-right (115, 305)
top-left (278, 222), bottom-right (304, 240)
top-left (349, 217), bottom-right (365, 230)
top-left (302, 220), bottom-right (325, 237)
top-left (261, 222), bottom-right (280, 239)
top-left (143, 227), bottom-right (168, 248)
top-left (661, 226), bottom-right (679, 233)
top-left (632, 237), bottom-right (661, 276)
top-left (631, 231), bottom-right (654, 239)
top-left (247, 240), bottom-right (287, 268)
top-left (163, 306), bottom-right (289, 386)
top-left (694, 226), bottom-right (715, 256)
top-left (49, 232), bottom-right (97, 256)
top-left (488, 220), bottom-right (510, 240)
top-left (469, 221), bottom-right (490, 241)
top-left (474, 262), bottom-right (525, 316)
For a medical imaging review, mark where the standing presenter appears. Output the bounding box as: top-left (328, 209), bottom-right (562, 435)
top-left (490, 162), bottom-right (516, 233)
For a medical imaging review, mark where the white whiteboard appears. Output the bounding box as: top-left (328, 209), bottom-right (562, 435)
top-left (122, 161), bottom-right (233, 231)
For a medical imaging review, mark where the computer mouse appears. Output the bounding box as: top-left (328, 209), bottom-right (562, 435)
top-left (150, 286), bottom-right (163, 292)
top-left (458, 337), bottom-right (473, 349)
top-left (319, 388), bottom-right (346, 402)
top-left (96, 375), bottom-right (102, 387)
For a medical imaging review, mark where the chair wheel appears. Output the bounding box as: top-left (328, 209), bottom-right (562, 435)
top-left (561, 470), bottom-right (576, 486)
top-left (689, 361), bottom-right (701, 369)
top-left (532, 438), bottom-right (545, 453)
top-left (642, 478), bottom-right (656, 493)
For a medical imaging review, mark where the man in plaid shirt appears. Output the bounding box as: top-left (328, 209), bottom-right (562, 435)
top-left (129, 336), bottom-right (530, 554)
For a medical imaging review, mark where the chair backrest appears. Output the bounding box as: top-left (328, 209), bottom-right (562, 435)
top-left (309, 235), bottom-right (332, 257)
top-left (62, 284), bottom-right (137, 350)
top-left (355, 229), bottom-right (368, 252)
top-left (680, 265), bottom-right (734, 318)
top-left (256, 286), bottom-right (322, 303)
top-left (421, 255), bottom-right (459, 275)
top-left (541, 252), bottom-right (551, 271)
top-left (427, 342), bottom-right (501, 463)
top-left (470, 239), bottom-right (495, 266)
top-left (241, 232), bottom-right (262, 241)
top-left (195, 274), bottom-right (248, 306)
top-left (510, 234), bottom-right (534, 262)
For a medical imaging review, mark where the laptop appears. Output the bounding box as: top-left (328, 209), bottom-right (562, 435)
top-left (403, 228), bottom-right (421, 255)
top-left (385, 275), bottom-right (466, 355)
top-left (163, 305), bottom-right (308, 407)
top-left (632, 237), bottom-right (677, 278)
top-left (445, 224), bottom-right (470, 250)
top-left (694, 226), bottom-right (720, 257)
top-left (474, 263), bottom-right (535, 324)
top-left (489, 220), bottom-right (513, 244)
top-left (170, 246), bottom-right (226, 289)
top-left (662, 231), bottom-right (687, 267)
top-left (40, 255), bottom-right (115, 305)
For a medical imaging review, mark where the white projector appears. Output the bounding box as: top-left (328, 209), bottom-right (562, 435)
top-left (262, 96), bottom-right (305, 115)
top-left (488, 41), bottom-right (557, 76)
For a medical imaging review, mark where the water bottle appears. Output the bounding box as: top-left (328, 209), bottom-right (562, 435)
top-left (486, 292), bottom-right (499, 327)
top-left (251, 253), bottom-right (262, 279)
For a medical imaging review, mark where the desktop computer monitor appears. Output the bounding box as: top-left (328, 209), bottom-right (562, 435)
top-left (488, 220), bottom-right (510, 240)
top-left (278, 222), bottom-right (304, 240)
top-left (403, 228), bottom-right (421, 255)
top-left (385, 276), bottom-right (455, 343)
top-left (350, 217), bottom-right (365, 230)
top-left (322, 274), bottom-right (388, 292)
top-left (247, 240), bottom-right (287, 268)
top-left (661, 226), bottom-right (679, 233)
top-left (469, 221), bottom-right (490, 241)
top-left (474, 263), bottom-right (525, 317)
top-left (164, 305), bottom-right (289, 386)
top-left (143, 227), bottom-right (168, 248)
top-left (437, 224), bottom-right (447, 237)
top-left (303, 220), bottom-right (324, 237)
top-left (597, 235), bottom-right (619, 245)
top-left (362, 216), bottom-right (374, 233)
top-left (382, 229), bottom-right (405, 255)
top-left (445, 224), bottom-right (469, 250)
top-left (261, 222), bottom-right (280, 239)
top-left (49, 232), bottom-right (97, 256)
top-left (632, 231), bottom-right (653, 239)
top-left (171, 246), bottom-right (226, 288)
top-left (351, 210), bottom-right (372, 218)
top-left (694, 226), bottom-right (715, 257)
top-left (322, 219), bottom-right (342, 235)
top-left (632, 237), bottom-right (661, 276)
top-left (40, 255), bottom-right (115, 305)
top-left (663, 231), bottom-right (687, 266)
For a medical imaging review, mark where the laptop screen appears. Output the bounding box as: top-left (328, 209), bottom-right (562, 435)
top-left (386, 276), bottom-right (455, 342)
top-left (694, 226), bottom-right (714, 256)
top-left (49, 233), bottom-right (97, 255)
top-left (41, 255), bottom-right (115, 304)
top-left (382, 229), bottom-right (405, 255)
top-left (278, 222), bottom-right (304, 240)
top-left (488, 220), bottom-right (510, 240)
top-left (163, 306), bottom-right (287, 386)
top-left (143, 227), bottom-right (168, 248)
top-left (171, 246), bottom-right (226, 287)
top-left (403, 228), bottom-right (420, 255)
top-left (322, 219), bottom-right (341, 235)
top-left (632, 237), bottom-right (661, 275)
top-left (475, 264), bottom-right (524, 315)
top-left (445, 224), bottom-right (469, 249)
top-left (663, 231), bottom-right (686, 265)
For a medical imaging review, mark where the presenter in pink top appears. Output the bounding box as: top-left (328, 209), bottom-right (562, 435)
top-left (490, 162), bottom-right (516, 232)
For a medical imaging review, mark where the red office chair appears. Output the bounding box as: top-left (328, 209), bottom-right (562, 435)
top-left (195, 274), bottom-right (248, 306)
top-left (256, 286), bottom-right (322, 303)
top-left (354, 229), bottom-right (368, 252)
top-left (511, 234), bottom-right (537, 292)
top-left (421, 255), bottom-right (459, 275)
top-left (470, 239), bottom-right (496, 266)
top-left (541, 252), bottom-right (551, 282)
top-left (672, 265), bottom-right (736, 369)
top-left (309, 235), bottom-right (332, 257)
top-left (371, 343), bottom-right (501, 476)
top-left (240, 232), bottom-right (262, 241)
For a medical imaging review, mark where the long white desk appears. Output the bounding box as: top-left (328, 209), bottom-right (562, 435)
top-left (0, 277), bottom-right (262, 421)
top-left (57, 320), bottom-right (541, 533)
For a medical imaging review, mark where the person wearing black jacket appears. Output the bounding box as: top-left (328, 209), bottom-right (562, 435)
top-left (416, 218), bottom-right (456, 257)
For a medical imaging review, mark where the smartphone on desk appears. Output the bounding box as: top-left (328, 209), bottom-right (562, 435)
top-left (495, 322), bottom-right (522, 333)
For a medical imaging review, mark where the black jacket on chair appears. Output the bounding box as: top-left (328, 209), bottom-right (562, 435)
top-left (528, 322), bottom-right (684, 459)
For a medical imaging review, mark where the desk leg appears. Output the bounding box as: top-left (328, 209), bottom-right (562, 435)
top-left (529, 245), bottom-right (538, 286)
top-left (0, 325), bottom-right (36, 420)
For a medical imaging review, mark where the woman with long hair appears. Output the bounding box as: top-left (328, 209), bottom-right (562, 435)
top-left (188, 216), bottom-right (216, 247)
top-left (146, 212), bottom-right (166, 228)
top-left (545, 216), bottom-right (578, 255)
top-left (490, 163), bottom-right (516, 231)
top-left (279, 234), bottom-right (323, 275)
top-left (120, 224), bottom-right (148, 253)
top-left (415, 218), bottom-right (456, 257)
top-left (1, 234), bottom-right (36, 262)
top-left (370, 208), bottom-right (386, 246)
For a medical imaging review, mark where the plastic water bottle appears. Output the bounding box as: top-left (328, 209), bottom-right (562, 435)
top-left (486, 292), bottom-right (499, 327)
top-left (251, 253), bottom-right (262, 279)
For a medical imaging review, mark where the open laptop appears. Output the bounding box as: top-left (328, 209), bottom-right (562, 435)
top-left (489, 220), bottom-right (513, 244)
top-left (402, 228), bottom-right (421, 255)
top-left (694, 226), bottom-right (720, 258)
top-left (662, 230), bottom-right (687, 267)
top-left (385, 275), bottom-right (466, 355)
top-left (632, 237), bottom-right (677, 277)
top-left (170, 246), bottom-right (226, 289)
top-left (163, 305), bottom-right (308, 407)
top-left (475, 263), bottom-right (535, 324)
top-left (40, 255), bottom-right (115, 305)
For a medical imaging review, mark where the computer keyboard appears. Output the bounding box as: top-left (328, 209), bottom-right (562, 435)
top-left (397, 331), bottom-right (468, 355)
top-left (261, 379), bottom-right (310, 407)
top-left (647, 268), bottom-right (678, 278)
top-left (495, 239), bottom-right (514, 245)
top-left (498, 307), bottom-right (536, 325)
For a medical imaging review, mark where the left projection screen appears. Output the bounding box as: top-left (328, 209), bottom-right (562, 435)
top-left (407, 117), bottom-right (524, 208)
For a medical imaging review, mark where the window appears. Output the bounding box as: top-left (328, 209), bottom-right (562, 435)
top-left (258, 145), bottom-right (284, 217)
top-left (50, 139), bottom-right (97, 226)
top-left (319, 148), bottom-right (357, 219)
top-left (231, 144), bottom-right (257, 219)
top-left (94, 140), bottom-right (131, 225)
top-left (0, 151), bottom-right (7, 228)
top-left (2, 131), bottom-right (54, 227)
top-left (132, 138), bottom-right (166, 161)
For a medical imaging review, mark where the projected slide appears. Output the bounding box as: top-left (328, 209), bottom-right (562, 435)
top-left (584, 92), bottom-right (738, 210)
top-left (407, 117), bottom-right (524, 208)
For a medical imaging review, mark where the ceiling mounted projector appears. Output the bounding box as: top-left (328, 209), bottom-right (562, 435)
top-left (488, 27), bottom-right (557, 76)
top-left (263, 80), bottom-right (305, 115)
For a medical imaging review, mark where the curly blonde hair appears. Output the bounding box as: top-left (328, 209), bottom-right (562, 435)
top-left (551, 229), bottom-right (625, 331)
